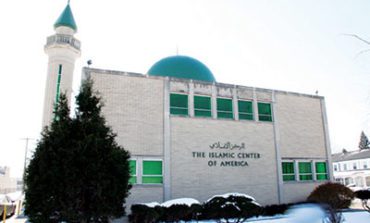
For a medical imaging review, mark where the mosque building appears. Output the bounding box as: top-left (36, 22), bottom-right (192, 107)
top-left (42, 3), bottom-right (333, 207)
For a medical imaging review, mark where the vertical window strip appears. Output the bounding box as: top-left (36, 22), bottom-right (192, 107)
top-left (299, 162), bottom-right (313, 181)
top-left (257, 102), bottom-right (272, 122)
top-left (282, 162), bottom-right (295, 181)
top-left (194, 95), bottom-right (211, 117)
top-left (129, 160), bottom-right (137, 184)
top-left (217, 98), bottom-right (233, 119)
top-left (170, 93), bottom-right (188, 115)
top-left (315, 162), bottom-right (328, 180)
top-left (238, 100), bottom-right (253, 120)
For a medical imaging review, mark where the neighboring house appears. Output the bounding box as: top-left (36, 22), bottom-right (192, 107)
top-left (332, 149), bottom-right (370, 188)
top-left (0, 166), bottom-right (17, 194)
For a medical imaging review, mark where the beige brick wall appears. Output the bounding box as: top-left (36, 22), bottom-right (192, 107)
top-left (126, 186), bottom-right (163, 207)
top-left (275, 93), bottom-right (326, 158)
top-left (170, 117), bottom-right (279, 205)
top-left (283, 182), bottom-right (322, 203)
top-left (90, 72), bottom-right (164, 156)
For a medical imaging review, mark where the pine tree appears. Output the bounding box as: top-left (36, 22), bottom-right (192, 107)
top-left (359, 131), bottom-right (370, 150)
top-left (25, 79), bottom-right (131, 223)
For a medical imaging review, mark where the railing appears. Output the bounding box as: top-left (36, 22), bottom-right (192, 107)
top-left (46, 34), bottom-right (81, 51)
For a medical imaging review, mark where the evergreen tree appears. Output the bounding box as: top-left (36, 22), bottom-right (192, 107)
top-left (359, 131), bottom-right (370, 150)
top-left (25, 79), bottom-right (131, 223)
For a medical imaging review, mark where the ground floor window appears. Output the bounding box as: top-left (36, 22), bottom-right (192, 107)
top-left (129, 159), bottom-right (163, 185)
top-left (299, 162), bottom-right (313, 181)
top-left (142, 160), bottom-right (163, 184)
top-left (282, 159), bottom-right (329, 182)
top-left (315, 162), bottom-right (328, 180)
top-left (129, 160), bottom-right (137, 184)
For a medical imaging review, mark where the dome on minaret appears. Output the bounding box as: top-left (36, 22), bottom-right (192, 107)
top-left (54, 4), bottom-right (77, 31)
top-left (148, 55), bottom-right (216, 82)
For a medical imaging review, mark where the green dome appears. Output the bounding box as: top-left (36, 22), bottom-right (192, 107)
top-left (148, 55), bottom-right (216, 82)
top-left (54, 4), bottom-right (77, 31)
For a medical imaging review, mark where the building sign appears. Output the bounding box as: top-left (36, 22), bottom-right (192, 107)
top-left (192, 141), bottom-right (261, 167)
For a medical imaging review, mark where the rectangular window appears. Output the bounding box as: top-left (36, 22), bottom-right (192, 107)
top-left (129, 160), bottom-right (137, 184)
top-left (363, 161), bottom-right (368, 169)
top-left (194, 95), bottom-right (211, 117)
top-left (353, 162), bottom-right (357, 170)
top-left (282, 162), bottom-right (295, 181)
top-left (142, 160), bottom-right (163, 184)
top-left (217, 98), bottom-right (233, 119)
top-left (316, 162), bottom-right (328, 180)
top-left (238, 100), bottom-right (253, 120)
top-left (170, 93), bottom-right (188, 115)
top-left (343, 163), bottom-right (347, 171)
top-left (258, 102), bottom-right (272, 122)
top-left (299, 162), bottom-right (313, 181)
top-left (333, 164), bottom-right (338, 172)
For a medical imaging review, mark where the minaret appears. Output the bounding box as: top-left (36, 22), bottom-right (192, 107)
top-left (42, 3), bottom-right (81, 127)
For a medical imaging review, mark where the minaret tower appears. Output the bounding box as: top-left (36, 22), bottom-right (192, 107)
top-left (42, 2), bottom-right (81, 127)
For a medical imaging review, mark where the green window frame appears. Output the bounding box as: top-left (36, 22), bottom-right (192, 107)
top-left (299, 162), bottom-right (313, 181)
top-left (194, 95), bottom-right (211, 117)
top-left (316, 162), bottom-right (328, 180)
top-left (282, 162), bottom-right (295, 181)
top-left (258, 102), bottom-right (272, 122)
top-left (129, 160), bottom-right (137, 184)
top-left (170, 93), bottom-right (188, 116)
top-left (238, 100), bottom-right (253, 120)
top-left (142, 160), bottom-right (163, 184)
top-left (217, 98), bottom-right (233, 119)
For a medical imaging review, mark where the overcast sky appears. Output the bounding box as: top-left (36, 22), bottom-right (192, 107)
top-left (1, 0), bottom-right (370, 178)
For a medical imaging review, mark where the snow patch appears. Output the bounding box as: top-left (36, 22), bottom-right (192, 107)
top-left (141, 202), bottom-right (160, 208)
top-left (206, 192), bottom-right (256, 202)
top-left (161, 198), bottom-right (200, 207)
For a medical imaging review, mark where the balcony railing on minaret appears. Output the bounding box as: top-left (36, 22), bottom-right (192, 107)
top-left (45, 34), bottom-right (81, 51)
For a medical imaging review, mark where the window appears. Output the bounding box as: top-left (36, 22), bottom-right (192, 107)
top-left (363, 161), bottom-right (368, 169)
top-left (257, 102), bottom-right (272, 122)
top-left (315, 162), bottom-right (328, 180)
top-left (353, 162), bottom-right (357, 170)
top-left (142, 160), bottom-right (163, 184)
top-left (333, 164), bottom-right (338, 172)
top-left (343, 163), bottom-right (347, 171)
top-left (194, 95), bottom-right (211, 117)
top-left (299, 162), bottom-right (313, 181)
top-left (129, 160), bottom-right (137, 184)
top-left (282, 162), bottom-right (295, 181)
top-left (217, 98), bottom-right (233, 119)
top-left (238, 100), bottom-right (253, 120)
top-left (170, 93), bottom-right (188, 115)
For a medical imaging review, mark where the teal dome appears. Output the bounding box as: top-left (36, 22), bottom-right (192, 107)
top-left (54, 4), bottom-right (77, 31)
top-left (148, 55), bottom-right (216, 82)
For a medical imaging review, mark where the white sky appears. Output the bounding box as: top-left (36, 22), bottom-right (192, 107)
top-left (0, 0), bottom-right (370, 178)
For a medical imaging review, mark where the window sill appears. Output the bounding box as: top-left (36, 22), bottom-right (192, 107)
top-left (283, 180), bottom-right (330, 184)
top-left (131, 183), bottom-right (163, 187)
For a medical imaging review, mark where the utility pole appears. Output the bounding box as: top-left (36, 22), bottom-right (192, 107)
top-left (21, 138), bottom-right (34, 180)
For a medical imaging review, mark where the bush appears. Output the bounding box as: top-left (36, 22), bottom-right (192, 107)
top-left (202, 194), bottom-right (261, 222)
top-left (355, 190), bottom-right (370, 213)
top-left (262, 203), bottom-right (290, 216)
top-left (307, 182), bottom-right (354, 209)
top-left (128, 204), bottom-right (159, 223)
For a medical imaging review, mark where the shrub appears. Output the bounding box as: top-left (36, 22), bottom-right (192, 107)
top-left (307, 182), bottom-right (354, 209)
top-left (128, 204), bottom-right (159, 223)
top-left (355, 190), bottom-right (370, 213)
top-left (262, 203), bottom-right (290, 216)
top-left (202, 194), bottom-right (261, 222)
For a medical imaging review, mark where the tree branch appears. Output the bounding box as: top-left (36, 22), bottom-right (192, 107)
top-left (342, 33), bottom-right (370, 45)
